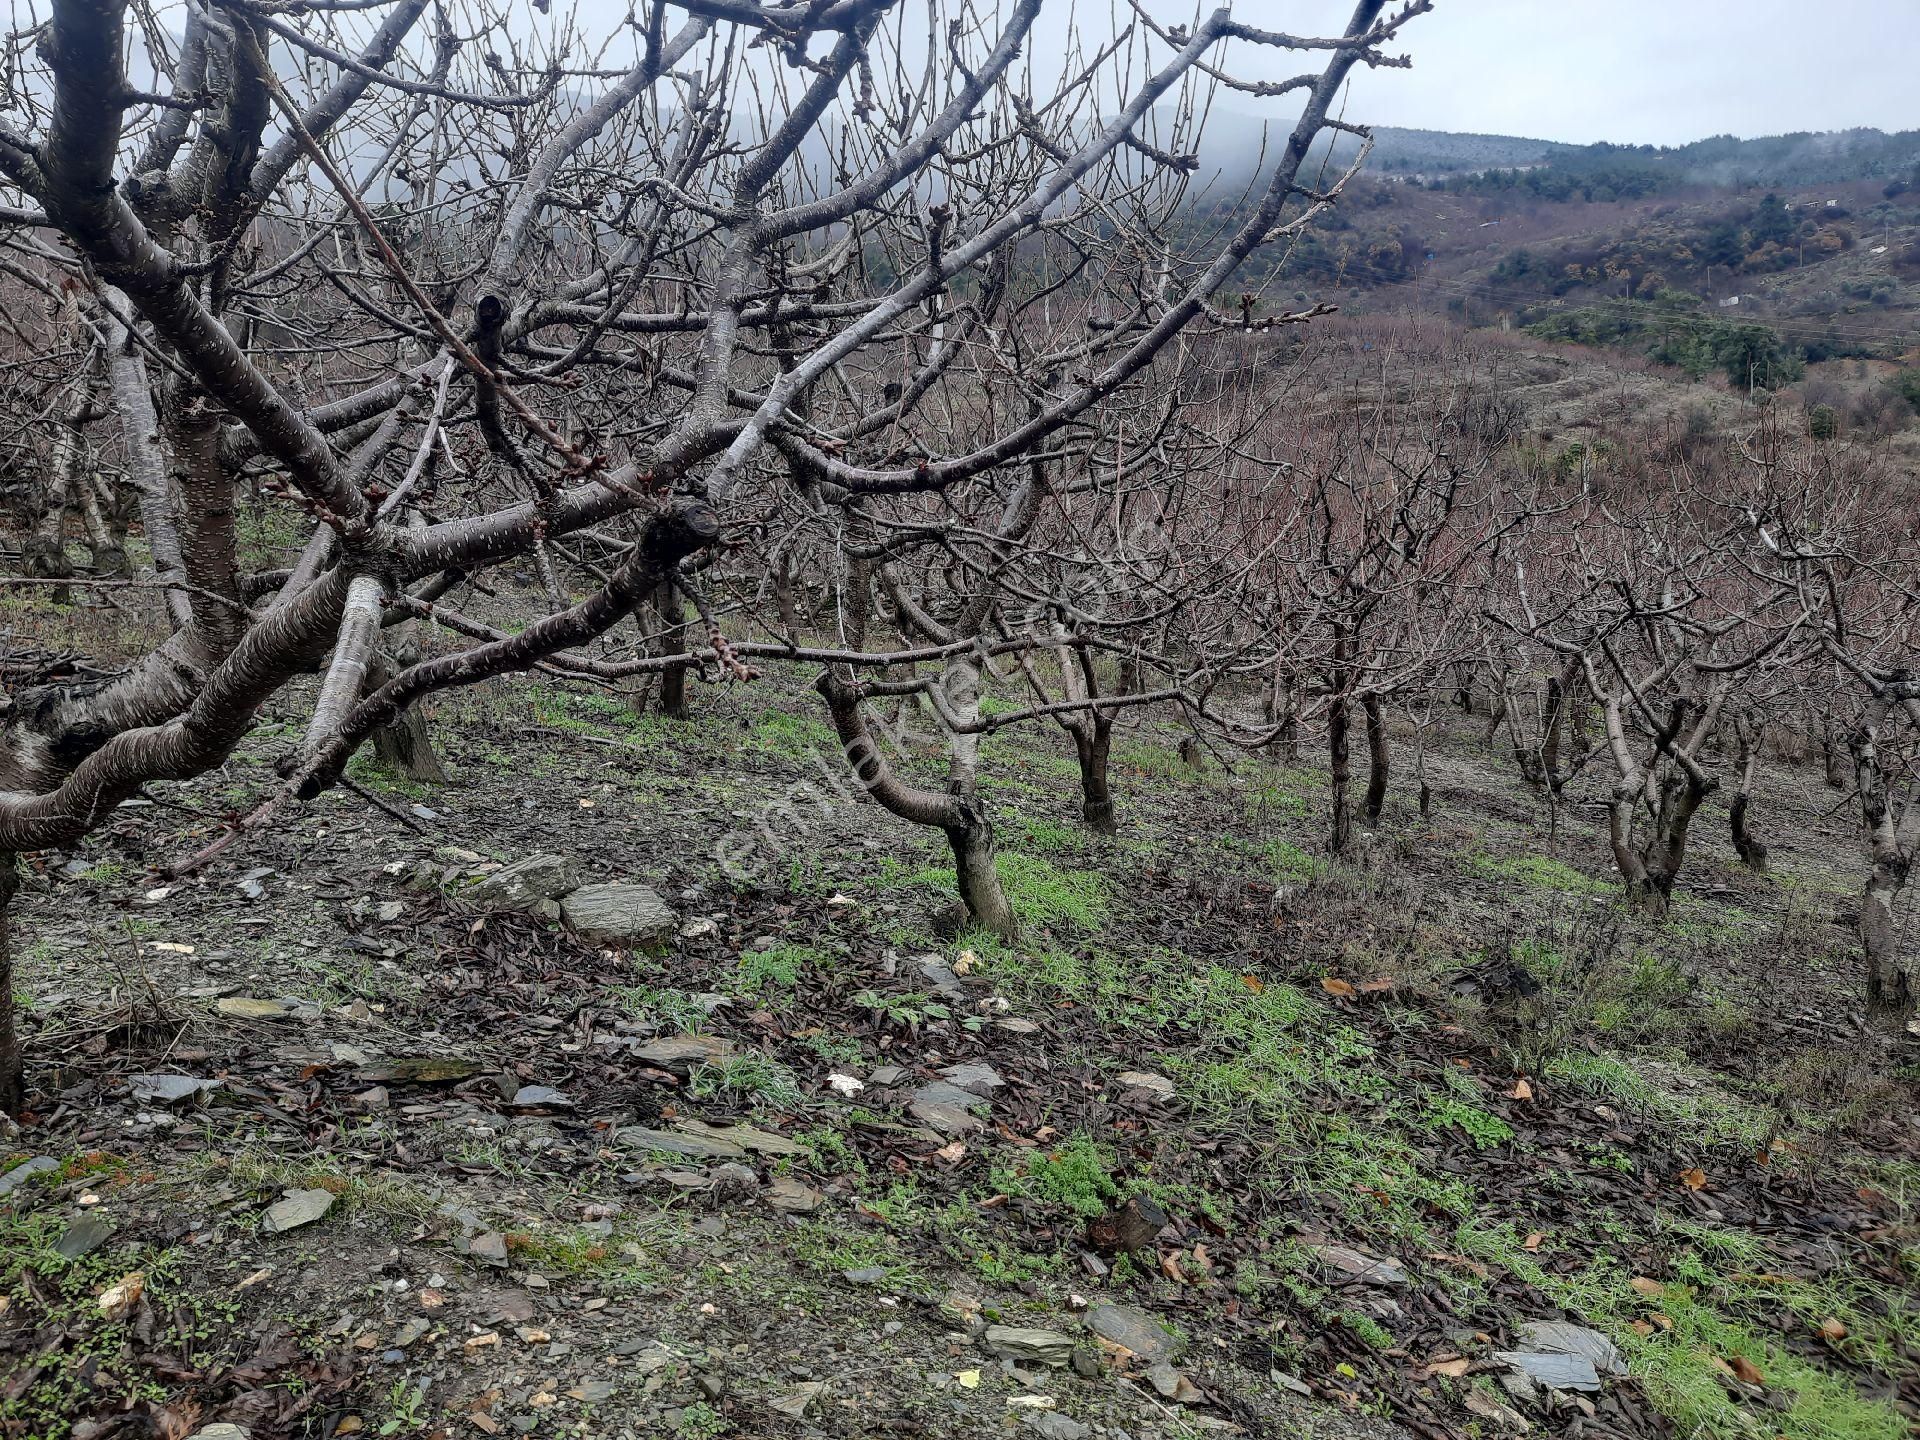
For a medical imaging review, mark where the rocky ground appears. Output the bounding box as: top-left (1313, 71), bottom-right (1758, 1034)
top-left (4, 633), bottom-right (1919, 1440)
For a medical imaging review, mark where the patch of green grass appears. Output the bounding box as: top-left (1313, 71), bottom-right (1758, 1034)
top-left (749, 707), bottom-right (837, 760)
top-left (1007, 814), bottom-right (1081, 855)
top-left (1421, 1097), bottom-right (1514, 1150)
top-left (851, 988), bottom-right (954, 1031)
top-left (346, 749), bottom-right (435, 799)
top-left (890, 847), bottom-right (1109, 934)
top-left (791, 1221), bottom-right (903, 1279)
top-left (1455, 1211), bottom-right (1911, 1439)
top-left (1214, 834), bottom-right (1317, 882)
top-left (607, 982), bottom-right (711, 1035)
top-left (794, 1125), bottom-right (864, 1177)
top-left (1593, 1271), bottom-right (1908, 1440)
top-left (991, 1134), bottom-right (1120, 1219)
top-left (1545, 1051), bottom-right (1771, 1150)
top-left (1469, 850), bottom-right (1607, 894)
top-left (800, 1031), bottom-right (865, 1067)
top-left (737, 942), bottom-right (820, 993)
top-left (1249, 778), bottom-right (1314, 821)
top-left (672, 1401), bottom-right (729, 1438)
top-left (687, 1052), bottom-right (805, 1111)
top-left (1338, 1310), bottom-right (1395, 1350)
top-left (1114, 739), bottom-right (1196, 781)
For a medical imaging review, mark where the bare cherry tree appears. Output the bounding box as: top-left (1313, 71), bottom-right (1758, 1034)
top-left (0, 0), bottom-right (1433, 1107)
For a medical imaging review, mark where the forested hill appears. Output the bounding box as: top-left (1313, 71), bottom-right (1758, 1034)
top-left (1201, 119), bottom-right (1920, 199)
top-left (1406, 129), bottom-right (1920, 198)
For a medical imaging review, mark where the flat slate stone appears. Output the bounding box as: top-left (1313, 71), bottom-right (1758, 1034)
top-left (764, 1176), bottom-right (824, 1214)
top-left (1025, 1415), bottom-right (1091, 1440)
top-left (1085, 1302), bottom-right (1178, 1363)
top-left (908, 1079), bottom-right (987, 1136)
top-left (0, 1156), bottom-right (59, 1198)
top-left (1144, 1363), bottom-right (1202, 1404)
top-left (914, 955), bottom-right (969, 1002)
top-left (216, 996), bottom-right (315, 1021)
top-left (616, 1126), bottom-right (747, 1161)
top-left (467, 854), bottom-right (579, 909)
top-left (261, 1188), bottom-right (335, 1233)
top-left (634, 1035), bottom-right (735, 1073)
top-left (1311, 1243), bottom-right (1408, 1288)
top-left (676, 1118), bottom-right (805, 1156)
top-left (1518, 1320), bottom-right (1628, 1376)
top-left (355, 1056), bottom-right (481, 1083)
top-left (1495, 1349), bottom-right (1603, 1392)
top-left (982, 1326), bottom-right (1074, 1366)
top-left (938, 1062), bottom-right (1004, 1097)
top-left (561, 883), bottom-right (676, 949)
top-left (55, 1214), bottom-right (116, 1258)
top-left (128, 1073), bottom-right (218, 1106)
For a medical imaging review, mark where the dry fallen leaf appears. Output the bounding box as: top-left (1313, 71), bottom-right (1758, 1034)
top-left (97, 1272), bottom-right (143, 1321)
top-left (952, 949), bottom-right (978, 975)
top-left (1424, 1356), bottom-right (1472, 1379)
top-left (1509, 1077), bottom-right (1534, 1101)
top-left (1240, 973), bottom-right (1264, 994)
top-left (1358, 977), bottom-right (1395, 994)
top-left (955, 1369), bottom-right (981, 1390)
top-left (1630, 1320), bottom-right (1654, 1337)
top-left (1521, 1232), bottom-right (1544, 1252)
top-left (1816, 1317), bottom-right (1848, 1341)
top-left (1629, 1276), bottom-right (1665, 1296)
top-left (1678, 1167), bottom-right (1708, 1191)
top-left (934, 1140), bottom-right (968, 1164)
top-left (1320, 977), bottom-right (1356, 998)
top-left (1727, 1355), bottom-right (1765, 1387)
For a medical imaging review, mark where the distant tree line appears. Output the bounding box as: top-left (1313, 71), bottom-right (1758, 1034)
top-left (1436, 130), bottom-right (1920, 202)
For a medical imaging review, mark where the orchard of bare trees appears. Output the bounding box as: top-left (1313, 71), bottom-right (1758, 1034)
top-left (2, 0), bottom-right (1918, 1136)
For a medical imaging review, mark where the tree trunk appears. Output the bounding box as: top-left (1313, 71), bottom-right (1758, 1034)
top-left (1620, 766), bottom-right (1712, 913)
top-left (817, 667), bottom-right (1017, 939)
top-left (1266, 663), bottom-right (1300, 762)
top-left (774, 552), bottom-right (802, 640)
top-left (1453, 663), bottom-right (1475, 715)
top-left (1562, 661), bottom-right (1591, 754)
top-left (1729, 717), bottom-right (1767, 873)
top-left (1361, 692), bottom-right (1389, 823)
top-left (368, 651), bottom-right (449, 784)
top-left (0, 852), bottom-right (21, 1116)
top-left (1542, 674), bottom-right (1567, 782)
top-left (1074, 721), bottom-right (1116, 835)
top-left (1852, 724), bottom-right (1917, 1035)
top-left (1821, 716), bottom-right (1851, 789)
top-left (947, 813), bottom-right (1017, 938)
top-left (1329, 691), bottom-right (1352, 855)
top-left (653, 581), bottom-right (690, 719)
top-left (1483, 682), bottom-right (1508, 748)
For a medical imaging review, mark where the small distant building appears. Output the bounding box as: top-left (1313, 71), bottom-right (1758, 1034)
top-left (1717, 294), bottom-right (1743, 308)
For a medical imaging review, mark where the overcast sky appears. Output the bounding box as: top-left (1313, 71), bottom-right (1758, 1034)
top-left (1164, 0), bottom-right (1920, 146)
